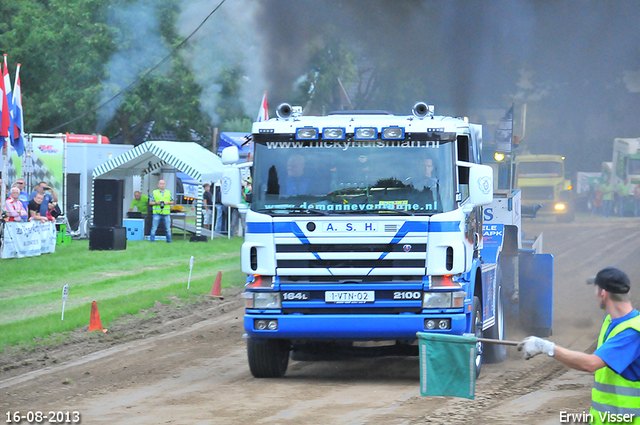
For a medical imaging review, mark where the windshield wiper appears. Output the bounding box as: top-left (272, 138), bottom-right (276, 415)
top-left (256, 207), bottom-right (329, 216)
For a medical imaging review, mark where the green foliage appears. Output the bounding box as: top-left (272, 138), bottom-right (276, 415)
top-left (218, 117), bottom-right (252, 133)
top-left (215, 64), bottom-right (250, 124)
top-left (0, 0), bottom-right (213, 142)
top-left (293, 33), bottom-right (358, 115)
top-left (0, 0), bottom-right (116, 133)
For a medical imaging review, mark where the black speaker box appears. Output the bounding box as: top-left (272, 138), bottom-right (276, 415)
top-left (144, 208), bottom-right (166, 236)
top-left (89, 226), bottom-right (127, 251)
top-left (94, 179), bottom-right (124, 227)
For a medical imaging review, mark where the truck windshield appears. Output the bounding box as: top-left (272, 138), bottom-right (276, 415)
top-left (628, 158), bottom-right (640, 175)
top-left (251, 139), bottom-right (456, 215)
top-left (517, 161), bottom-right (563, 178)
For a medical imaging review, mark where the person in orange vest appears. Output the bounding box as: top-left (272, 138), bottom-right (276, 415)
top-left (149, 179), bottom-right (174, 243)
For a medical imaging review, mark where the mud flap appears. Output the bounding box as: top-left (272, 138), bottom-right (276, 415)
top-left (518, 250), bottom-right (553, 337)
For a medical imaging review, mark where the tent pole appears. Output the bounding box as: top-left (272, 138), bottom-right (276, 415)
top-left (1, 144), bottom-right (7, 206)
top-left (195, 181), bottom-right (203, 238)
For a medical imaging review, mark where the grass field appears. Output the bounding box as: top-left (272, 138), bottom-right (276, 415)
top-left (0, 235), bottom-right (245, 351)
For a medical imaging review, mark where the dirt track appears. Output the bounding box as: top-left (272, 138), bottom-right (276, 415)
top-left (1, 216), bottom-right (639, 424)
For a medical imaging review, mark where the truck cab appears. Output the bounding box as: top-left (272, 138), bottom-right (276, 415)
top-left (611, 138), bottom-right (640, 215)
top-left (222, 103), bottom-right (553, 378)
top-left (515, 154), bottom-right (574, 222)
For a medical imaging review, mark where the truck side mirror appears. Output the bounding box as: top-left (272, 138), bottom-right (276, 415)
top-left (221, 146), bottom-right (239, 165)
top-left (467, 164), bottom-right (494, 208)
top-left (221, 167), bottom-right (243, 208)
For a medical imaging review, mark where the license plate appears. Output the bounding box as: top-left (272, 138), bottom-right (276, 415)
top-left (325, 291), bottom-right (375, 304)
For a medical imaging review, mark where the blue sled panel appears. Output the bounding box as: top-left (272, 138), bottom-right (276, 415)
top-left (518, 251), bottom-right (553, 337)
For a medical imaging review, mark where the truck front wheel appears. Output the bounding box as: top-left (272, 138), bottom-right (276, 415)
top-left (247, 338), bottom-right (290, 378)
top-left (483, 280), bottom-right (507, 363)
top-left (471, 296), bottom-right (483, 378)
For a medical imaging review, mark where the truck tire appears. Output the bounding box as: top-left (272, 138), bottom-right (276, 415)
top-left (483, 272), bottom-right (507, 364)
top-left (247, 338), bottom-right (290, 378)
top-left (471, 296), bottom-right (483, 378)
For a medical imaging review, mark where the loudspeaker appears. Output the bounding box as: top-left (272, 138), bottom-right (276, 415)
top-left (94, 179), bottom-right (124, 227)
top-left (89, 226), bottom-right (127, 251)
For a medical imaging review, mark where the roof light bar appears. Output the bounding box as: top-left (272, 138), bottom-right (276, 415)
top-left (354, 127), bottom-right (377, 140)
top-left (295, 127), bottom-right (319, 140)
top-left (381, 127), bottom-right (405, 140)
top-left (322, 127), bottom-right (346, 140)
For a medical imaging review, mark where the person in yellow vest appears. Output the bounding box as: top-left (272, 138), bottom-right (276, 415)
top-left (518, 267), bottom-right (640, 424)
top-left (149, 179), bottom-right (174, 243)
top-left (601, 179), bottom-right (614, 218)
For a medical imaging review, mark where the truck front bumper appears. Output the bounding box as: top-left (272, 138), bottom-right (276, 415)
top-left (244, 312), bottom-right (467, 340)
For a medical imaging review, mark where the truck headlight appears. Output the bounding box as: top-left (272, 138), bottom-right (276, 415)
top-left (244, 292), bottom-right (282, 309)
top-left (422, 292), bottom-right (452, 308)
top-left (554, 203), bottom-right (566, 211)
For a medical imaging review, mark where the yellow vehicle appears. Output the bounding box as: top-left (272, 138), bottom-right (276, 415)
top-left (515, 154), bottom-right (574, 222)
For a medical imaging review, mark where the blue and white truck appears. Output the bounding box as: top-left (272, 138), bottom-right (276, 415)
top-left (221, 102), bottom-right (553, 378)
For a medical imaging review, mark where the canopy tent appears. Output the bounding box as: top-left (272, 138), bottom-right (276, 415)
top-left (218, 132), bottom-right (252, 158)
top-left (92, 141), bottom-right (224, 238)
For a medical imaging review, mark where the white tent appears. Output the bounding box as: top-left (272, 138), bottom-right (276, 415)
top-left (92, 141), bottom-right (224, 238)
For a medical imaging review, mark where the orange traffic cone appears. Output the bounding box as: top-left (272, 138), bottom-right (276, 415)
top-left (89, 301), bottom-right (108, 333)
top-left (209, 271), bottom-right (224, 299)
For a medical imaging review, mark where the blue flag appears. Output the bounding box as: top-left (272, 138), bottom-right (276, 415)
top-left (11, 64), bottom-right (24, 157)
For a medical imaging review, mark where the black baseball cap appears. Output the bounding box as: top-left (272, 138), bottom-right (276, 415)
top-left (586, 267), bottom-right (631, 294)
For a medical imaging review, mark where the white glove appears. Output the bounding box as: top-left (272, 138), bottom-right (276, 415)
top-left (517, 336), bottom-right (555, 360)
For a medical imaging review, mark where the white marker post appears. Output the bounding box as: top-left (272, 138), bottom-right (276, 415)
top-left (61, 284), bottom-right (69, 320)
top-left (187, 256), bottom-right (194, 289)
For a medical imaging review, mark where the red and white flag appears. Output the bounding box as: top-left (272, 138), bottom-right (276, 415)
top-left (3, 55), bottom-right (13, 142)
top-left (256, 91), bottom-right (268, 122)
top-left (0, 58), bottom-right (10, 147)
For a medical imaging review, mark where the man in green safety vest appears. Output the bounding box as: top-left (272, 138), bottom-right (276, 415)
top-left (149, 179), bottom-right (174, 243)
top-left (518, 267), bottom-right (640, 424)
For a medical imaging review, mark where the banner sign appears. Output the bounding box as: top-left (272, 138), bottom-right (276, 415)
top-left (1, 221), bottom-right (57, 259)
top-left (7, 136), bottom-right (64, 193)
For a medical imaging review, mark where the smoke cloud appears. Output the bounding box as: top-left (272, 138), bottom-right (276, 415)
top-left (249, 0), bottom-right (640, 175)
top-left (98, 0), bottom-right (640, 175)
top-left (97, 1), bottom-right (170, 132)
top-left (176, 0), bottom-right (266, 123)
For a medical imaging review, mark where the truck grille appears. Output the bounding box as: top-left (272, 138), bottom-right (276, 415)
top-left (282, 307), bottom-right (423, 314)
top-left (277, 244), bottom-right (426, 253)
top-left (275, 243), bottom-right (427, 275)
top-left (278, 259), bottom-right (424, 268)
top-left (520, 186), bottom-right (554, 200)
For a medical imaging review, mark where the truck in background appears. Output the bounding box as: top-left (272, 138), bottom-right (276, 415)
top-left (514, 154), bottom-right (574, 222)
top-left (576, 137), bottom-right (640, 215)
top-left (611, 138), bottom-right (640, 215)
top-left (222, 102), bottom-right (553, 378)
